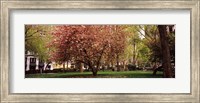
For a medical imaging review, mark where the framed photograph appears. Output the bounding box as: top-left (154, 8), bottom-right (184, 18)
top-left (1, 0), bottom-right (199, 102)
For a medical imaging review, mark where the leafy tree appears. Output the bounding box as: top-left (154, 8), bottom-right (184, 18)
top-left (123, 25), bottom-right (149, 67)
top-left (50, 25), bottom-right (127, 76)
top-left (137, 42), bottom-right (151, 67)
top-left (25, 25), bottom-right (53, 71)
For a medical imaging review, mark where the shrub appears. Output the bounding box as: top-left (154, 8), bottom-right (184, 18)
top-left (127, 64), bottom-right (137, 71)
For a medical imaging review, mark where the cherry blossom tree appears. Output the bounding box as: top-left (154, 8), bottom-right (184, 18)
top-left (49, 25), bottom-right (126, 76)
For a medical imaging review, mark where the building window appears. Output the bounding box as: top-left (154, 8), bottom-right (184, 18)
top-left (30, 58), bottom-right (36, 63)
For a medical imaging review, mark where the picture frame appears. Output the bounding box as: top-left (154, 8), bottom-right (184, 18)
top-left (0, 0), bottom-right (199, 102)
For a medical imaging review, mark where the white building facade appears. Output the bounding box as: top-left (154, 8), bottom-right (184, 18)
top-left (25, 51), bottom-right (53, 71)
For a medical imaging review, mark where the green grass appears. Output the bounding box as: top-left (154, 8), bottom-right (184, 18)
top-left (25, 70), bottom-right (163, 78)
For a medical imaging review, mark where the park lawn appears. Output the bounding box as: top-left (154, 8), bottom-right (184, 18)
top-left (25, 70), bottom-right (163, 78)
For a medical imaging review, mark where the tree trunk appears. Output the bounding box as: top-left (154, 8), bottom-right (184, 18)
top-left (66, 61), bottom-right (69, 69)
top-left (102, 64), bottom-right (105, 72)
top-left (158, 25), bottom-right (173, 78)
top-left (133, 43), bottom-right (136, 65)
top-left (92, 70), bottom-right (97, 76)
top-left (122, 61), bottom-right (125, 71)
top-left (88, 63), bottom-right (98, 76)
top-left (40, 68), bottom-right (43, 74)
top-left (111, 61), bottom-right (114, 71)
top-left (63, 62), bottom-right (65, 72)
top-left (80, 63), bottom-right (84, 73)
top-left (91, 66), bottom-right (97, 76)
top-left (152, 63), bottom-right (158, 75)
top-left (116, 54), bottom-right (120, 71)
